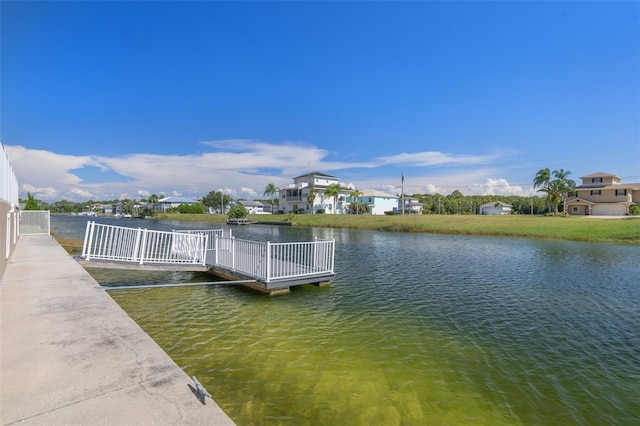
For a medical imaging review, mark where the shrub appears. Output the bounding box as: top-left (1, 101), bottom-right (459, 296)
top-left (630, 204), bottom-right (640, 216)
top-left (178, 203), bottom-right (205, 214)
top-left (227, 205), bottom-right (248, 219)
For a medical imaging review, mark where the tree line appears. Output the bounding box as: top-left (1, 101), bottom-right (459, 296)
top-left (23, 168), bottom-right (575, 216)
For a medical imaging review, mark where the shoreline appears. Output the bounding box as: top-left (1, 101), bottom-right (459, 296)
top-left (154, 213), bottom-right (640, 245)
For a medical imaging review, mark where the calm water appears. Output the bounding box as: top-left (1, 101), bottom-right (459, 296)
top-left (53, 215), bottom-right (640, 425)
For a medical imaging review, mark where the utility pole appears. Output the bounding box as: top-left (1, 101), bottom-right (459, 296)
top-left (401, 172), bottom-right (405, 216)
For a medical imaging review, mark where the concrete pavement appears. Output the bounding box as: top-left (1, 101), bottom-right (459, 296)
top-left (1, 235), bottom-right (235, 425)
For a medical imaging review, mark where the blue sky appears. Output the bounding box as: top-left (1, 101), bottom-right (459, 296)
top-left (2, 1), bottom-right (639, 202)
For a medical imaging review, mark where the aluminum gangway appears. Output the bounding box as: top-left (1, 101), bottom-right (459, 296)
top-left (81, 221), bottom-right (335, 293)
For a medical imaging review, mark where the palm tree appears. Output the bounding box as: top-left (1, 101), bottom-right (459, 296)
top-left (533, 168), bottom-right (552, 213)
top-left (552, 169), bottom-right (575, 213)
top-left (324, 183), bottom-right (342, 214)
top-left (148, 194), bottom-right (159, 215)
top-left (350, 189), bottom-right (363, 215)
top-left (546, 180), bottom-right (565, 214)
top-left (263, 183), bottom-right (277, 213)
top-left (307, 188), bottom-right (318, 213)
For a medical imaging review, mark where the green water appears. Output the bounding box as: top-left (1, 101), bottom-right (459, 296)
top-left (85, 227), bottom-right (640, 426)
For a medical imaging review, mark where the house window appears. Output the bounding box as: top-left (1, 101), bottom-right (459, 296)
top-left (615, 189), bottom-right (627, 196)
top-left (591, 177), bottom-right (603, 183)
top-left (572, 207), bottom-right (579, 212)
top-left (590, 190), bottom-right (601, 195)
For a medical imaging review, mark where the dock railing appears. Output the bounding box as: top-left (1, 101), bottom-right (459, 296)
top-left (173, 228), bottom-right (232, 251)
top-left (82, 221), bottom-right (207, 265)
top-left (212, 236), bottom-right (335, 283)
top-left (81, 222), bottom-right (335, 284)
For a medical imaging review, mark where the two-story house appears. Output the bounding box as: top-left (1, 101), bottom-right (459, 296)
top-left (348, 192), bottom-right (399, 215)
top-left (565, 172), bottom-right (640, 216)
top-left (394, 196), bottom-right (424, 214)
top-left (479, 201), bottom-right (513, 215)
top-left (278, 172), bottom-right (351, 214)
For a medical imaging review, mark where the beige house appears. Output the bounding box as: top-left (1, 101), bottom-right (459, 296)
top-left (565, 172), bottom-right (640, 216)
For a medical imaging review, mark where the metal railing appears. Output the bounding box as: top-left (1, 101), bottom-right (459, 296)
top-left (212, 236), bottom-right (335, 283)
top-left (20, 210), bottom-right (51, 235)
top-left (173, 228), bottom-right (232, 250)
top-left (1, 143), bottom-right (19, 206)
top-left (81, 222), bottom-right (335, 283)
top-left (82, 221), bottom-right (207, 265)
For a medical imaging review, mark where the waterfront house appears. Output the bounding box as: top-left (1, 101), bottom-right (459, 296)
top-left (158, 196), bottom-right (199, 212)
top-left (565, 172), bottom-right (640, 216)
top-left (394, 197), bottom-right (424, 214)
top-left (349, 192), bottom-right (398, 215)
top-left (238, 200), bottom-right (265, 214)
top-left (278, 172), bottom-right (351, 214)
top-left (479, 201), bottom-right (513, 215)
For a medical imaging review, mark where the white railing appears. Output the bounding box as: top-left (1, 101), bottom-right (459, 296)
top-left (81, 222), bottom-right (335, 283)
top-left (173, 228), bottom-right (232, 250)
top-left (19, 210), bottom-right (51, 235)
top-left (82, 221), bottom-right (207, 265)
top-left (213, 236), bottom-right (335, 283)
top-left (1, 143), bottom-right (19, 206)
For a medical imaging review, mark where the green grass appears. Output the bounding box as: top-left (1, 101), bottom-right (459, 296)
top-left (159, 213), bottom-right (640, 244)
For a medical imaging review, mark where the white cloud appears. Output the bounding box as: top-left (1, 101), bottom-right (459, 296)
top-left (376, 151), bottom-right (500, 166)
top-left (5, 141), bottom-right (528, 202)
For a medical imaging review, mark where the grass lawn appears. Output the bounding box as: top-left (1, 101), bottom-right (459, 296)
top-left (161, 213), bottom-right (640, 244)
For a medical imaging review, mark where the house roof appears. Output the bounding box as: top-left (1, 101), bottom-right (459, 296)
top-left (158, 196), bottom-right (198, 204)
top-left (480, 201), bottom-right (512, 207)
top-left (579, 171), bottom-right (621, 180)
top-left (238, 200), bottom-right (264, 207)
top-left (293, 171), bottom-right (338, 180)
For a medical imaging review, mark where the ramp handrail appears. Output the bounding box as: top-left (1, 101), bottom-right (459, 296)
top-left (82, 221), bottom-right (207, 265)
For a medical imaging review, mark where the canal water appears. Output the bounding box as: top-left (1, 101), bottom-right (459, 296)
top-left (53, 215), bottom-right (640, 425)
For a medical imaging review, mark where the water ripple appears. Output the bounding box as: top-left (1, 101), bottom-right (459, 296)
top-left (63, 218), bottom-right (640, 425)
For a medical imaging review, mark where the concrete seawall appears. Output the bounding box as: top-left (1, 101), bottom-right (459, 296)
top-left (0, 235), bottom-right (235, 425)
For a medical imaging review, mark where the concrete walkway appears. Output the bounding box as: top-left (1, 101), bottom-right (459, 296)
top-left (1, 235), bottom-right (235, 425)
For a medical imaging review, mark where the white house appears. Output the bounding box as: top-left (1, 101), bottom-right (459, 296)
top-left (238, 200), bottom-right (265, 214)
top-left (479, 201), bottom-right (512, 215)
top-left (278, 172), bottom-right (351, 214)
top-left (349, 192), bottom-right (398, 215)
top-left (395, 197), bottom-right (424, 214)
top-left (157, 196), bottom-right (199, 212)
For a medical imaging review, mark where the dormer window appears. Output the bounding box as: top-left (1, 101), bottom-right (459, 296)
top-left (591, 177), bottom-right (603, 183)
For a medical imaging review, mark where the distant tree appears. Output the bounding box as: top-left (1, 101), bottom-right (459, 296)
top-left (349, 189), bottom-right (363, 215)
top-left (533, 168), bottom-right (552, 213)
top-left (307, 188), bottom-right (318, 213)
top-left (263, 183), bottom-right (278, 212)
top-left (201, 190), bottom-right (232, 213)
top-left (552, 169), bottom-right (575, 213)
top-left (148, 194), bottom-right (159, 214)
top-left (324, 183), bottom-right (343, 214)
top-left (534, 168), bottom-right (574, 214)
top-left (24, 192), bottom-right (41, 210)
top-left (227, 205), bottom-right (248, 219)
